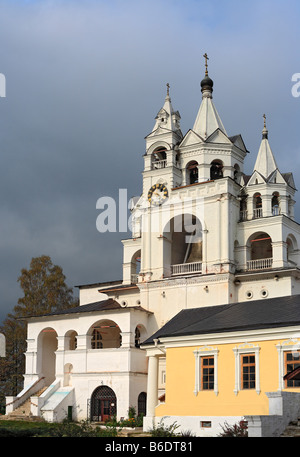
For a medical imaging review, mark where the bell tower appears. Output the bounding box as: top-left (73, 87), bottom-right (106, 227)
top-left (143, 83), bottom-right (183, 194)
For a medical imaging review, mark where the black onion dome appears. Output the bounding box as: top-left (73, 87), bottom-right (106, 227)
top-left (201, 74), bottom-right (214, 92)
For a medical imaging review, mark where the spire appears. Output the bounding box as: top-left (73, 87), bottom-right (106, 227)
top-left (253, 115), bottom-right (278, 178)
top-left (151, 83), bottom-right (181, 135)
top-left (192, 53), bottom-right (227, 139)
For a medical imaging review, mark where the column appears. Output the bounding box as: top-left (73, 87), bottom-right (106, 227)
top-left (55, 335), bottom-right (65, 377)
top-left (146, 355), bottom-right (159, 417)
top-left (272, 241), bottom-right (288, 269)
top-left (262, 194), bottom-right (272, 217)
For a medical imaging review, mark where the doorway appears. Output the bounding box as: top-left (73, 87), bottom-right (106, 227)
top-left (90, 385), bottom-right (117, 422)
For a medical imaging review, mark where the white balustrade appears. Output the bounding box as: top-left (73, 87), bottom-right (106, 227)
top-left (171, 262), bottom-right (202, 275)
top-left (247, 258), bottom-right (273, 271)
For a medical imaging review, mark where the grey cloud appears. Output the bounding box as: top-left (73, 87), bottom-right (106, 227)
top-left (0, 0), bottom-right (299, 322)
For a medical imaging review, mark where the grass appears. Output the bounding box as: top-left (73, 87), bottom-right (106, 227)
top-left (0, 419), bottom-right (120, 437)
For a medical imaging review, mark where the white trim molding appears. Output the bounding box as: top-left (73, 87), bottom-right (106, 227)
top-left (276, 337), bottom-right (300, 391)
top-left (193, 345), bottom-right (219, 397)
top-left (233, 342), bottom-right (261, 395)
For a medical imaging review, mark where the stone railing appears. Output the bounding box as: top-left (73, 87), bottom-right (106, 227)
top-left (171, 262), bottom-right (202, 276)
top-left (247, 258), bottom-right (273, 271)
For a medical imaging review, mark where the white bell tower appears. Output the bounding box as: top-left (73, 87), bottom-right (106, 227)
top-left (122, 56), bottom-right (300, 325)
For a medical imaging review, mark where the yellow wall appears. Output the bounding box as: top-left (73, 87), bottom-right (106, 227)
top-left (156, 338), bottom-right (299, 418)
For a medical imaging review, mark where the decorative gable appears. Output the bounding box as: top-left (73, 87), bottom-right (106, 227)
top-left (267, 169), bottom-right (287, 185)
top-left (206, 128), bottom-right (232, 144)
top-left (179, 129), bottom-right (204, 148)
top-left (247, 170), bottom-right (266, 186)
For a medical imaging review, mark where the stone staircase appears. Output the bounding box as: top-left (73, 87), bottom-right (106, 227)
top-left (0, 387), bottom-right (48, 422)
top-left (281, 417), bottom-right (300, 437)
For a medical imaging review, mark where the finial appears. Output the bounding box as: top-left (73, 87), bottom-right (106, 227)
top-left (262, 114), bottom-right (268, 139)
top-left (166, 82), bottom-right (170, 97)
top-left (203, 53), bottom-right (209, 76)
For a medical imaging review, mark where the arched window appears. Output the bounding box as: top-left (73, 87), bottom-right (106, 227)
top-left (272, 192), bottom-right (280, 216)
top-left (135, 327), bottom-right (141, 348)
top-left (137, 392), bottom-right (147, 417)
top-left (253, 193), bottom-right (263, 218)
top-left (186, 161), bottom-right (198, 185)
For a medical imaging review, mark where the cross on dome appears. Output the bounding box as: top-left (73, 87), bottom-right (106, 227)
top-left (203, 53), bottom-right (209, 76)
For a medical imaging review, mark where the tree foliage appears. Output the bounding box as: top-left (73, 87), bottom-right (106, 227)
top-left (15, 255), bottom-right (76, 318)
top-left (0, 255), bottom-right (77, 405)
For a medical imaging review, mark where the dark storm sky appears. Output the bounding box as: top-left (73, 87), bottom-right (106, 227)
top-left (0, 0), bottom-right (299, 323)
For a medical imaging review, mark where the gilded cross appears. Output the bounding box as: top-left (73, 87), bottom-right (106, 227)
top-left (203, 53), bottom-right (209, 76)
top-left (263, 114), bottom-right (266, 128)
top-left (166, 83), bottom-right (170, 96)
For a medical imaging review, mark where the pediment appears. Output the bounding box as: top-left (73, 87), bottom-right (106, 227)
top-left (267, 169), bottom-right (286, 185)
top-left (282, 172), bottom-right (296, 189)
top-left (247, 170), bottom-right (266, 186)
top-left (229, 134), bottom-right (248, 152)
top-left (205, 128), bottom-right (232, 144)
top-left (179, 129), bottom-right (204, 147)
top-left (145, 126), bottom-right (174, 139)
top-left (155, 108), bottom-right (169, 120)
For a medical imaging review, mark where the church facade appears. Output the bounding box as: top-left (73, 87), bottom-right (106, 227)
top-left (5, 59), bottom-right (300, 436)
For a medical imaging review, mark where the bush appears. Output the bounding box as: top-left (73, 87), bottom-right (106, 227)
top-left (0, 419), bottom-right (122, 437)
top-left (149, 419), bottom-right (180, 437)
top-left (218, 420), bottom-right (248, 437)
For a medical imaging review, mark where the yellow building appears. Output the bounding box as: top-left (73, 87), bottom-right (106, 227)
top-left (142, 295), bottom-right (300, 437)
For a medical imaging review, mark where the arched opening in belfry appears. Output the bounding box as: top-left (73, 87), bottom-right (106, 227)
top-left (131, 250), bottom-right (141, 284)
top-left (286, 234), bottom-right (298, 264)
top-left (134, 324), bottom-right (147, 348)
top-left (234, 163), bottom-right (240, 182)
top-left (210, 160), bottom-right (223, 180)
top-left (272, 192), bottom-right (280, 215)
top-left (239, 190), bottom-right (248, 221)
top-left (163, 213), bottom-right (203, 276)
top-left (186, 161), bottom-right (198, 185)
top-left (152, 147), bottom-right (167, 169)
top-left (247, 232), bottom-right (273, 270)
top-left (253, 193), bottom-right (263, 218)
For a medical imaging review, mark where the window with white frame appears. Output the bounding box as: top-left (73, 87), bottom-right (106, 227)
top-left (193, 346), bottom-right (219, 396)
top-left (276, 338), bottom-right (300, 390)
top-left (233, 343), bottom-right (260, 395)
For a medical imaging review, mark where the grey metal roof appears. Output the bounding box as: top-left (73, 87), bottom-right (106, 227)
top-left (142, 294), bottom-right (300, 345)
top-left (25, 298), bottom-right (151, 319)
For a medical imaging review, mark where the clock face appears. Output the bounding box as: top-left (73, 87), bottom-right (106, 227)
top-left (148, 184), bottom-right (168, 206)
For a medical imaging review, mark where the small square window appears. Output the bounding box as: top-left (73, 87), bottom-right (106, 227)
top-left (200, 421), bottom-right (212, 428)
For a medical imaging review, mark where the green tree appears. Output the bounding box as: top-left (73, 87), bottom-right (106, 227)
top-left (15, 255), bottom-right (76, 318)
top-left (0, 255), bottom-right (77, 405)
